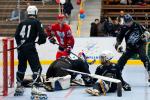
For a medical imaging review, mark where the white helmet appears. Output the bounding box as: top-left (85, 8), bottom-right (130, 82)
top-left (100, 50), bottom-right (114, 61)
top-left (27, 5), bottom-right (38, 15)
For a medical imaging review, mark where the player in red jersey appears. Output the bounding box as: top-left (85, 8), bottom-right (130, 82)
top-left (46, 14), bottom-right (75, 59)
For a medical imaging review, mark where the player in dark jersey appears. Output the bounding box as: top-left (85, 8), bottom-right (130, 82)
top-left (115, 14), bottom-right (150, 82)
top-left (86, 50), bottom-right (131, 96)
top-left (14, 5), bottom-right (46, 96)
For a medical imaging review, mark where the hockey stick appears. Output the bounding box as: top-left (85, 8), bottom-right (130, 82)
top-left (61, 68), bottom-right (121, 83)
top-left (28, 68), bottom-right (42, 87)
top-left (54, 42), bottom-right (96, 64)
top-left (0, 41), bottom-right (38, 53)
top-left (61, 68), bottom-right (122, 97)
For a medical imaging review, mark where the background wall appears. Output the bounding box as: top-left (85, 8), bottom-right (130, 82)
top-left (30, 37), bottom-right (125, 60)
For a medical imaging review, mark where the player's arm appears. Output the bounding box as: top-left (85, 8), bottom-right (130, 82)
top-left (139, 24), bottom-right (150, 40)
top-left (36, 21), bottom-right (47, 45)
top-left (66, 27), bottom-right (75, 48)
top-left (93, 65), bottom-right (104, 82)
top-left (15, 24), bottom-right (22, 46)
top-left (65, 27), bottom-right (75, 53)
top-left (115, 26), bottom-right (126, 52)
top-left (45, 24), bottom-right (56, 44)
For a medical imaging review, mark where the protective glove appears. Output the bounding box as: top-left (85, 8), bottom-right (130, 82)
top-left (117, 45), bottom-right (123, 53)
top-left (141, 31), bottom-right (150, 42)
top-left (65, 46), bottom-right (72, 54)
top-left (115, 43), bottom-right (123, 53)
top-left (49, 38), bottom-right (56, 44)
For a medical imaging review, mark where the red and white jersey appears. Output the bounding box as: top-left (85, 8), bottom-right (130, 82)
top-left (46, 23), bottom-right (74, 49)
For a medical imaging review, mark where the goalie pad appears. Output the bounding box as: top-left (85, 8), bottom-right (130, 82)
top-left (44, 75), bottom-right (71, 91)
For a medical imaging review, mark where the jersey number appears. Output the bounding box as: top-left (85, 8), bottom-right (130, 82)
top-left (20, 25), bottom-right (31, 38)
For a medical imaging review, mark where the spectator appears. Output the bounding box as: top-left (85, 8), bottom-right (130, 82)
top-left (120, 0), bottom-right (132, 5)
top-left (117, 10), bottom-right (125, 25)
top-left (97, 17), bottom-right (107, 37)
top-left (6, 5), bottom-right (25, 22)
top-left (103, 17), bottom-right (113, 36)
top-left (90, 19), bottom-right (100, 37)
top-left (111, 18), bottom-right (121, 37)
top-left (62, 0), bottom-right (74, 25)
top-left (120, 0), bottom-right (127, 4)
top-left (131, 0), bottom-right (145, 4)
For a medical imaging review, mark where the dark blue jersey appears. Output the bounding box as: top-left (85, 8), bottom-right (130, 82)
top-left (15, 17), bottom-right (46, 49)
top-left (117, 22), bottom-right (146, 49)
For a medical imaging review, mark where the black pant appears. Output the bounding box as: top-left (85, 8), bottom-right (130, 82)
top-left (16, 47), bottom-right (42, 85)
top-left (117, 45), bottom-right (150, 72)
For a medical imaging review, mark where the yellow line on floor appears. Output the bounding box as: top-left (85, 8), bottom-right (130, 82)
top-left (0, 59), bottom-right (144, 66)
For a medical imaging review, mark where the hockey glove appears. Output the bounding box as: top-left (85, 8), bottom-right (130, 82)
top-left (49, 38), bottom-right (56, 44)
top-left (117, 45), bottom-right (123, 53)
top-left (115, 43), bottom-right (123, 53)
top-left (141, 31), bottom-right (150, 42)
top-left (65, 46), bottom-right (72, 54)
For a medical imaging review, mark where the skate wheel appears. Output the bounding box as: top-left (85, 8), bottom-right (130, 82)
top-left (39, 95), bottom-right (48, 100)
top-left (30, 96), bottom-right (34, 100)
top-left (31, 95), bottom-right (39, 100)
top-left (14, 92), bottom-right (23, 96)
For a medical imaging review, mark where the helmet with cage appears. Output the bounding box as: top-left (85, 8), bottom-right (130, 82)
top-left (27, 5), bottom-right (38, 16)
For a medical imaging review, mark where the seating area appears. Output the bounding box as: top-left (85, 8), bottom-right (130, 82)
top-left (0, 0), bottom-right (59, 36)
top-left (101, 0), bottom-right (150, 31)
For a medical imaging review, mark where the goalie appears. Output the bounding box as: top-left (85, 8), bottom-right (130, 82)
top-left (85, 50), bottom-right (131, 96)
top-left (43, 56), bottom-right (94, 91)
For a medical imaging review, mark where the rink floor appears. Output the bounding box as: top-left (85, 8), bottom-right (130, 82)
top-left (0, 65), bottom-right (150, 100)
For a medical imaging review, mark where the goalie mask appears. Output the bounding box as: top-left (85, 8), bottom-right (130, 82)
top-left (100, 50), bottom-right (114, 64)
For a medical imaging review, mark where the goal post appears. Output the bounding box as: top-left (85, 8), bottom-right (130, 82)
top-left (0, 37), bottom-right (14, 96)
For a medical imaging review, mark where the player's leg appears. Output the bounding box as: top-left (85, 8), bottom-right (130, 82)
top-left (27, 49), bottom-right (42, 87)
top-left (117, 50), bottom-right (135, 71)
top-left (86, 81), bottom-right (110, 96)
top-left (46, 61), bottom-right (57, 79)
top-left (115, 66), bottom-right (131, 91)
top-left (138, 45), bottom-right (150, 82)
top-left (27, 49), bottom-right (48, 99)
top-left (14, 51), bottom-right (27, 96)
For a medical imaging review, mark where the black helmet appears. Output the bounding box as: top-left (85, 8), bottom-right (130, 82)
top-left (124, 14), bottom-right (133, 23)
